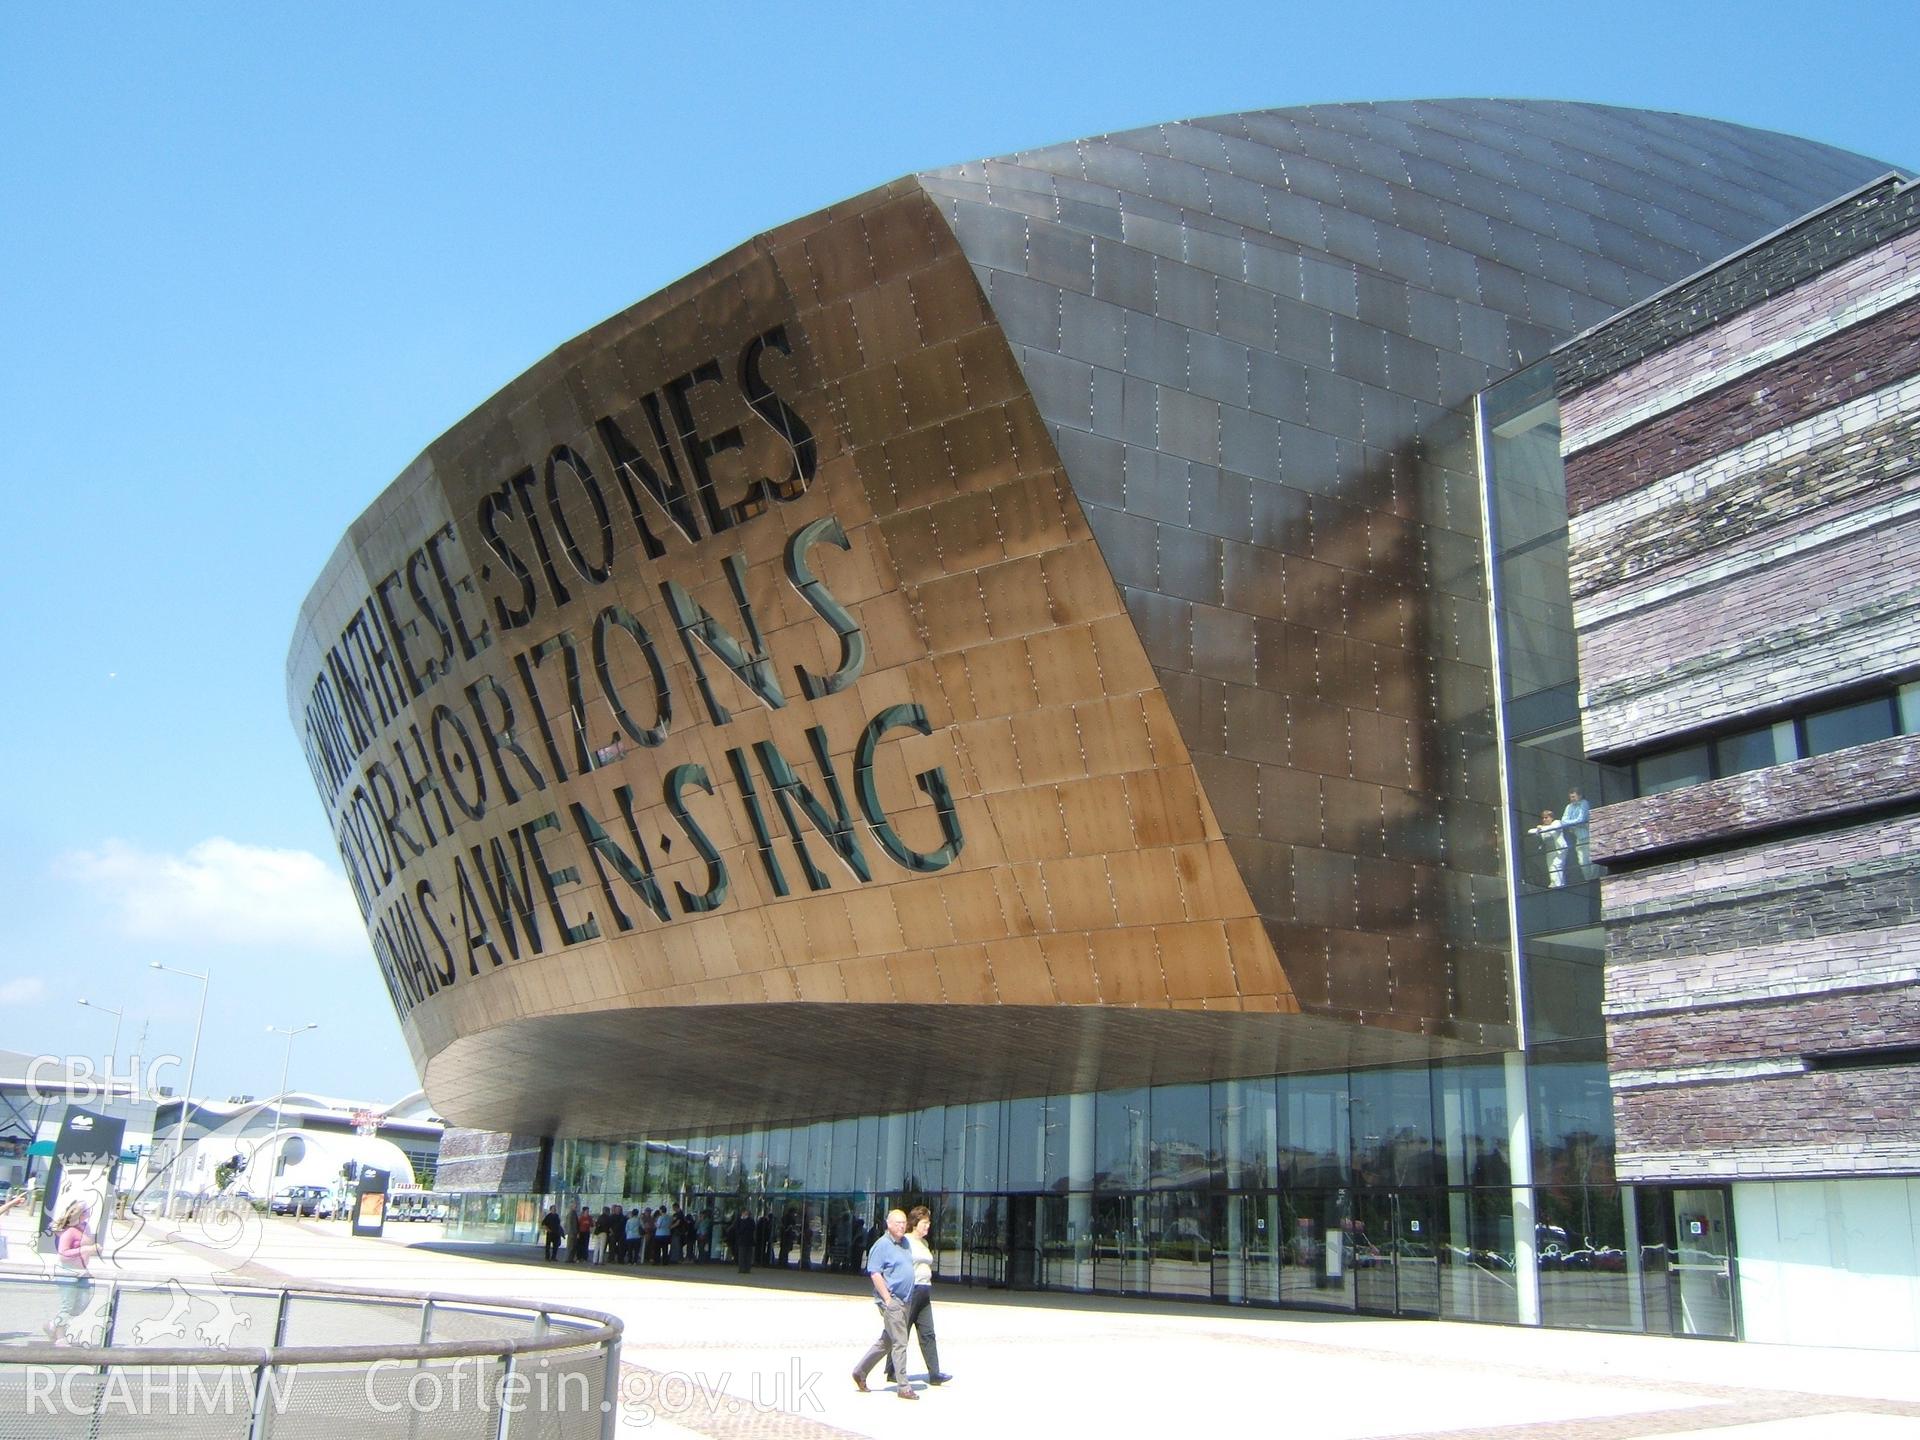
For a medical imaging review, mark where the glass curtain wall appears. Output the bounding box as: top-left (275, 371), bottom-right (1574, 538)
top-left (476, 1062), bottom-right (1526, 1324)
top-left (1477, 365), bottom-right (1644, 1332)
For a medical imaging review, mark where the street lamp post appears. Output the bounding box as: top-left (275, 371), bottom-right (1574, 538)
top-left (76, 999), bottom-right (125, 1095)
top-left (264, 1023), bottom-right (319, 1188)
top-left (150, 962), bottom-right (209, 1219)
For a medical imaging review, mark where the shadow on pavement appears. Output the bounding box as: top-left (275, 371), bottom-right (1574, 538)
top-left (406, 1238), bottom-right (1384, 1326)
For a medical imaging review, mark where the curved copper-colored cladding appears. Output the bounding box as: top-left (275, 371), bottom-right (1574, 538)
top-left (288, 104), bottom-right (1885, 1134)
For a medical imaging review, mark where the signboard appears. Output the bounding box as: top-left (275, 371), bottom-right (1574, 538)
top-left (39, 1107), bottom-right (126, 1255)
top-left (351, 1165), bottom-right (390, 1237)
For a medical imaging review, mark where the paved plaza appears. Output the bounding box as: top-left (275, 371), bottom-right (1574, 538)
top-left (8, 1205), bottom-right (1917, 1439)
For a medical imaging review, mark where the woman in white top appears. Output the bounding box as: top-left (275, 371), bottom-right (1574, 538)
top-left (1529, 808), bottom-right (1570, 887)
top-left (886, 1205), bottom-right (951, 1386)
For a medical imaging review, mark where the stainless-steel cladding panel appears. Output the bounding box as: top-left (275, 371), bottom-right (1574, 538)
top-left (287, 102), bottom-right (1889, 1134)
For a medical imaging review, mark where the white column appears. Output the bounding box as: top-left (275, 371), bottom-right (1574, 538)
top-left (1506, 1051), bottom-right (1540, 1326)
top-left (1067, 1093), bottom-right (1095, 1291)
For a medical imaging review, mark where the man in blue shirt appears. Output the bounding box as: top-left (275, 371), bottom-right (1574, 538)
top-left (852, 1208), bottom-right (918, 1400)
top-left (1562, 789), bottom-right (1592, 878)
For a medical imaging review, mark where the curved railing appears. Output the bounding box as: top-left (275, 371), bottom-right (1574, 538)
top-left (0, 1268), bottom-right (621, 1438)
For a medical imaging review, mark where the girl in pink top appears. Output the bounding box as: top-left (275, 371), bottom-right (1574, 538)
top-left (47, 1200), bottom-right (99, 1345)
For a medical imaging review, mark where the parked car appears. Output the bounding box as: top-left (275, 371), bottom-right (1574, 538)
top-left (269, 1185), bottom-right (330, 1216)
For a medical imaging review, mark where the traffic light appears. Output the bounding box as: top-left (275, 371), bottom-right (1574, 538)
top-left (230, 1153), bottom-right (246, 1173)
top-left (341, 1161), bottom-right (358, 1182)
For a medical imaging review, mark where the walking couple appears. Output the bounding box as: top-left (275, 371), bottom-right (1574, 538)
top-left (852, 1206), bottom-right (949, 1400)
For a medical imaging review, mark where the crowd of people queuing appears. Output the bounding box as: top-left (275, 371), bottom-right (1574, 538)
top-left (537, 1200), bottom-right (897, 1273)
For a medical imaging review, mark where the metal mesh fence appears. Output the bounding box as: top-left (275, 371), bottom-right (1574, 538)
top-left (0, 1275), bottom-right (617, 1440)
top-left (281, 1292), bottom-right (432, 1348)
top-left (0, 1365), bottom-right (256, 1440)
top-left (105, 1279), bottom-right (282, 1350)
top-left (269, 1359), bottom-right (510, 1440)
top-left (421, 1302), bottom-right (547, 1344)
top-left (501, 1350), bottom-right (609, 1440)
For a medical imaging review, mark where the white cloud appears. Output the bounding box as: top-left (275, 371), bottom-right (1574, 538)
top-left (0, 977), bottom-right (46, 1006)
top-left (55, 838), bottom-right (366, 953)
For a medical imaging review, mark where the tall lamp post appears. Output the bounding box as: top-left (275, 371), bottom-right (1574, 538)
top-left (76, 999), bottom-right (125, 1095)
top-left (150, 962), bottom-right (209, 1219)
top-left (264, 1023), bottom-right (319, 1188)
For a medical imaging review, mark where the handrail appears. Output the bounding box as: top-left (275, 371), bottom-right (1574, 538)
top-left (0, 1269), bottom-right (621, 1368)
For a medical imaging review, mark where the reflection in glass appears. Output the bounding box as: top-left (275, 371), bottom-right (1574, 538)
top-left (538, 1068), bottom-right (1647, 1333)
top-left (1350, 1066), bottom-right (1437, 1186)
top-left (1714, 725), bottom-right (1779, 777)
top-left (1095, 1087), bottom-right (1149, 1190)
top-left (802, 1121), bottom-right (831, 1193)
top-left (1149, 1083), bottom-right (1213, 1189)
top-left (963, 1195), bottom-right (1007, 1285)
top-left (909, 1105), bottom-right (944, 1192)
top-left (1478, 364), bottom-right (1625, 918)
top-left (1093, 1193), bottom-right (1149, 1294)
top-left (1636, 745), bottom-right (1709, 795)
top-left (1146, 1190), bottom-right (1211, 1297)
top-left (1806, 695), bottom-right (1897, 756)
top-left (1534, 1184), bottom-right (1646, 1331)
top-left (964, 1100), bottom-right (1003, 1193)
top-left (854, 1114), bottom-right (880, 1196)
top-left (1005, 1096), bottom-right (1047, 1192)
top-left (1528, 1051), bottom-right (1613, 1190)
top-left (1215, 1077), bottom-right (1281, 1191)
top-left (1277, 1189), bottom-right (1354, 1311)
top-left (829, 1118), bottom-right (857, 1193)
top-left (1281, 1072), bottom-right (1350, 1186)
top-left (783, 1125), bottom-right (807, 1194)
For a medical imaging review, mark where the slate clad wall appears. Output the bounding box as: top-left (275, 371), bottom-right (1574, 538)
top-left (1556, 177), bottom-right (1920, 1182)
top-left (1555, 176), bottom-right (1920, 396)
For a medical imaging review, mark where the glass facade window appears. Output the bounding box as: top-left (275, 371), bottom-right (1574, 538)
top-left (963, 1100), bottom-right (1003, 1194)
top-left (1149, 1084), bottom-right (1213, 1189)
top-left (802, 1121), bottom-right (831, 1192)
top-left (909, 1105), bottom-right (944, 1192)
top-left (1003, 1097), bottom-right (1041, 1192)
top-left (1280, 1073), bottom-right (1350, 1187)
top-left (1804, 695), bottom-right (1898, 756)
top-left (507, 1066), bottom-right (1673, 1335)
top-left (1635, 745), bottom-right (1710, 795)
top-left (1214, 1078), bottom-right (1281, 1191)
top-left (1438, 1060), bottom-right (1511, 1189)
top-left (1350, 1066), bottom-right (1438, 1188)
top-left (1714, 724), bottom-right (1785, 777)
top-left (1478, 367), bottom-right (1622, 934)
top-left (1004, 1096), bottom-right (1063, 1193)
top-left (781, 1125), bottom-right (806, 1193)
top-left (1629, 690), bottom-right (1920, 798)
top-left (1095, 1088), bottom-right (1149, 1191)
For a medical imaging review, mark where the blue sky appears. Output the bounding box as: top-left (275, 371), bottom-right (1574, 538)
top-left (1, 2), bottom-right (1912, 1109)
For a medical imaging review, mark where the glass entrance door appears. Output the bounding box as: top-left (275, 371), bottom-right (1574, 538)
top-left (1212, 1193), bottom-right (1282, 1305)
top-left (1352, 1191), bottom-right (1443, 1317)
top-left (1093, 1195), bottom-right (1150, 1294)
top-left (963, 1194), bottom-right (1007, 1285)
top-left (1669, 1188), bottom-right (1736, 1338)
top-left (1006, 1195), bottom-right (1037, 1288)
